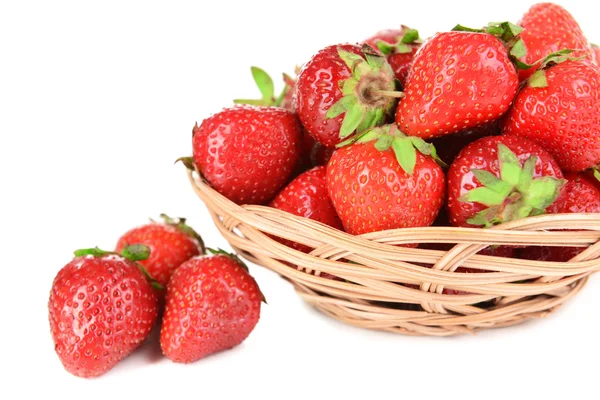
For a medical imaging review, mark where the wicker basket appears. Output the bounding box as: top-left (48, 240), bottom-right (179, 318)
top-left (187, 169), bottom-right (600, 336)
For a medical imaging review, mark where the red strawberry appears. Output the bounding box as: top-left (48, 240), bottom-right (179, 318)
top-left (433, 121), bottom-right (501, 165)
top-left (327, 124), bottom-right (445, 236)
top-left (115, 214), bottom-right (204, 287)
top-left (234, 66), bottom-right (295, 112)
top-left (270, 166), bottom-right (343, 250)
top-left (516, 3), bottom-right (594, 80)
top-left (520, 172), bottom-right (600, 261)
top-left (396, 25), bottom-right (521, 139)
top-left (160, 250), bottom-right (262, 363)
top-left (295, 44), bottom-right (399, 148)
top-left (270, 166), bottom-right (343, 279)
top-left (364, 26), bottom-right (422, 88)
top-left (48, 246), bottom-right (159, 378)
top-left (191, 105), bottom-right (302, 205)
top-left (447, 135), bottom-right (564, 228)
top-left (502, 59), bottom-right (600, 172)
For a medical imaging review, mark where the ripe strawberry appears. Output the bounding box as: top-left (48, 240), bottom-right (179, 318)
top-left (327, 124), bottom-right (445, 236)
top-left (270, 166), bottom-right (343, 250)
top-left (502, 59), bottom-right (600, 172)
top-left (190, 105), bottom-right (302, 205)
top-left (160, 250), bottom-right (262, 363)
top-left (520, 172), bottom-right (600, 261)
top-left (396, 24), bottom-right (521, 139)
top-left (295, 44), bottom-right (399, 148)
top-left (234, 66), bottom-right (295, 112)
top-left (516, 3), bottom-right (594, 80)
top-left (115, 214), bottom-right (205, 287)
top-left (447, 135), bottom-right (564, 228)
top-left (48, 246), bottom-right (159, 378)
top-left (364, 26), bottom-right (422, 88)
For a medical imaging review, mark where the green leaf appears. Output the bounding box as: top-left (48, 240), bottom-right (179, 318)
top-left (175, 156), bottom-right (195, 171)
top-left (374, 134), bottom-right (394, 151)
top-left (498, 144), bottom-right (521, 186)
top-left (121, 244), bottom-right (151, 262)
top-left (452, 24), bottom-right (484, 33)
top-left (594, 168), bottom-right (600, 182)
top-left (523, 177), bottom-right (565, 209)
top-left (74, 247), bottom-right (112, 258)
top-left (396, 43), bottom-right (412, 54)
top-left (517, 156), bottom-right (537, 191)
top-left (339, 103), bottom-right (365, 138)
top-left (459, 187), bottom-right (508, 206)
top-left (376, 40), bottom-right (395, 55)
top-left (356, 108), bottom-right (380, 133)
top-left (337, 48), bottom-right (365, 70)
top-left (466, 206), bottom-right (502, 227)
top-left (510, 38), bottom-right (527, 59)
top-left (326, 95), bottom-right (357, 119)
top-left (365, 51), bottom-right (385, 69)
top-left (472, 169), bottom-right (512, 194)
top-left (391, 137), bottom-right (417, 175)
top-left (401, 29), bottom-right (420, 44)
top-left (355, 127), bottom-right (385, 144)
top-left (250, 66), bottom-right (275, 103)
top-left (528, 70), bottom-right (548, 88)
top-left (486, 25), bottom-right (504, 36)
top-left (514, 59), bottom-right (535, 70)
top-left (506, 22), bottom-right (524, 36)
top-left (409, 136), bottom-right (432, 155)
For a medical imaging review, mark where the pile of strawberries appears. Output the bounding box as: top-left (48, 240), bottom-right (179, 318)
top-left (49, 2), bottom-right (600, 378)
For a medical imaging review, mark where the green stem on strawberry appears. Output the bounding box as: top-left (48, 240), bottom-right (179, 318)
top-left (160, 213), bottom-right (206, 255)
top-left (73, 245), bottom-right (164, 290)
top-left (526, 49), bottom-right (578, 88)
top-left (460, 144), bottom-right (565, 227)
top-left (326, 44), bottom-right (401, 140)
top-left (375, 27), bottom-right (422, 55)
top-left (340, 124), bottom-right (446, 175)
top-left (176, 156), bottom-right (195, 170)
top-left (234, 67), bottom-right (293, 108)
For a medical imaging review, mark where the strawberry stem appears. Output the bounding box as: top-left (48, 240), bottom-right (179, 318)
top-left (160, 213), bottom-right (206, 254)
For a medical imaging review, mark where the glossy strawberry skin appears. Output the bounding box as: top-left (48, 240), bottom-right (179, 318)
top-left (116, 223), bottom-right (202, 287)
top-left (270, 166), bottom-right (343, 252)
top-left (327, 143), bottom-right (445, 236)
top-left (396, 31), bottom-right (518, 139)
top-left (517, 3), bottom-right (594, 81)
top-left (160, 255), bottom-right (261, 363)
top-left (364, 28), bottom-right (420, 88)
top-left (48, 255), bottom-right (159, 378)
top-left (502, 60), bottom-right (600, 172)
top-left (294, 44), bottom-right (363, 148)
top-left (192, 105), bottom-right (301, 205)
top-left (447, 136), bottom-right (563, 227)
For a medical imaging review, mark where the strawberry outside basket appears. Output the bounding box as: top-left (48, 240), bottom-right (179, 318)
top-left (187, 168), bottom-right (600, 336)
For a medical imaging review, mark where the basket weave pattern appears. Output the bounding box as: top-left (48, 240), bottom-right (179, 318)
top-left (188, 170), bottom-right (600, 336)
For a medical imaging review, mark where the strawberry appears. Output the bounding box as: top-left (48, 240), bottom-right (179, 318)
top-left (160, 250), bottom-right (262, 363)
top-left (295, 44), bottom-right (400, 148)
top-left (327, 124), bottom-right (445, 236)
top-left (516, 3), bottom-right (594, 81)
top-left (395, 23), bottom-right (522, 139)
top-left (190, 105), bottom-right (302, 205)
top-left (48, 246), bottom-right (159, 378)
top-left (270, 166), bottom-right (343, 251)
top-left (234, 66), bottom-right (295, 111)
top-left (502, 59), bottom-right (600, 172)
top-left (447, 135), bottom-right (564, 228)
top-left (364, 26), bottom-right (422, 88)
top-left (115, 214), bottom-right (205, 287)
top-left (520, 172), bottom-right (600, 261)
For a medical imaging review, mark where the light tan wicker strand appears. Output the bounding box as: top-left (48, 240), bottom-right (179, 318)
top-left (187, 169), bottom-right (600, 336)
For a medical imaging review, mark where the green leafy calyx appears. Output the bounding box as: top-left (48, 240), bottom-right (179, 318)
top-left (527, 49), bottom-right (578, 88)
top-left (375, 27), bottom-right (421, 55)
top-left (234, 67), bottom-right (294, 107)
top-left (344, 124), bottom-right (446, 175)
top-left (326, 44), bottom-right (400, 140)
top-left (460, 144), bottom-right (565, 227)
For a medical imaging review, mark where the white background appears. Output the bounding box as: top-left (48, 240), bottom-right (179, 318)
top-left (2, 1), bottom-right (599, 399)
